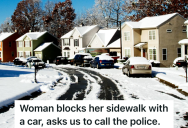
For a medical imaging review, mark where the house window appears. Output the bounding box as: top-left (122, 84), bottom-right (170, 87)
top-left (182, 29), bottom-right (187, 33)
top-left (67, 52), bottom-right (70, 58)
top-left (124, 32), bottom-right (130, 41)
top-left (177, 48), bottom-right (181, 57)
top-left (162, 48), bottom-right (167, 60)
top-left (149, 30), bottom-right (156, 40)
top-left (125, 48), bottom-right (131, 57)
top-left (11, 52), bottom-right (14, 57)
top-left (25, 52), bottom-right (30, 58)
top-left (64, 39), bottom-right (70, 46)
top-left (166, 29), bottom-right (172, 33)
top-left (64, 52), bottom-right (66, 57)
top-left (74, 39), bottom-right (79, 46)
top-left (9, 42), bottom-right (11, 47)
top-left (19, 51), bottom-right (23, 57)
top-left (149, 48), bottom-right (157, 60)
top-left (19, 41), bottom-right (23, 47)
top-left (25, 41), bottom-right (30, 47)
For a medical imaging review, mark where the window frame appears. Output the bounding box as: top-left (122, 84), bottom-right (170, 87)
top-left (149, 48), bottom-right (157, 60)
top-left (25, 41), bottom-right (30, 47)
top-left (149, 30), bottom-right (156, 40)
top-left (19, 41), bottom-right (23, 47)
top-left (162, 48), bottom-right (167, 60)
top-left (64, 39), bottom-right (70, 46)
top-left (25, 51), bottom-right (30, 58)
top-left (74, 39), bottom-right (79, 46)
top-left (124, 48), bottom-right (131, 58)
top-left (19, 51), bottom-right (24, 57)
top-left (177, 48), bottom-right (181, 57)
top-left (124, 31), bottom-right (130, 41)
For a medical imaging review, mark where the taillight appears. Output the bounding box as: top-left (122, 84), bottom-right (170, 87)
top-left (148, 65), bottom-right (151, 69)
top-left (131, 65), bottom-right (134, 69)
top-left (177, 63), bottom-right (180, 65)
top-left (100, 60), bottom-right (102, 63)
top-left (57, 60), bottom-right (59, 61)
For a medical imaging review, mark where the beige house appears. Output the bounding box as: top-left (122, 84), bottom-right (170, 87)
top-left (122, 13), bottom-right (187, 67)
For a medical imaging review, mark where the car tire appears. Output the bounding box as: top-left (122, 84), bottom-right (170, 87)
top-left (97, 64), bottom-right (100, 69)
top-left (127, 70), bottom-right (131, 77)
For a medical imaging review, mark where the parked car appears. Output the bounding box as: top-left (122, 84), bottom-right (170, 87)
top-left (26, 58), bottom-right (45, 68)
top-left (90, 55), bottom-right (114, 69)
top-left (54, 56), bottom-right (69, 65)
top-left (73, 53), bottom-right (93, 67)
top-left (122, 57), bottom-right (152, 77)
top-left (172, 57), bottom-right (187, 67)
top-left (13, 57), bottom-right (27, 65)
top-left (26, 56), bottom-right (37, 61)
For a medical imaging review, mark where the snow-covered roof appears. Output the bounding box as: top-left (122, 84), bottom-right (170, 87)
top-left (123, 13), bottom-right (180, 29)
top-left (34, 42), bottom-right (60, 52)
top-left (184, 20), bottom-right (188, 25)
top-left (0, 32), bottom-right (14, 41)
top-left (16, 31), bottom-right (47, 41)
top-left (107, 39), bottom-right (120, 48)
top-left (134, 42), bottom-right (147, 48)
top-left (61, 30), bottom-right (74, 39)
top-left (61, 25), bottom-right (98, 39)
top-left (178, 39), bottom-right (188, 45)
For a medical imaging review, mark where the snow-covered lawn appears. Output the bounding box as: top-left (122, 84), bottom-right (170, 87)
top-left (0, 63), bottom-right (188, 128)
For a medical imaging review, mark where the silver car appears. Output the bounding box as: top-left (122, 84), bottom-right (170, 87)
top-left (122, 57), bottom-right (152, 77)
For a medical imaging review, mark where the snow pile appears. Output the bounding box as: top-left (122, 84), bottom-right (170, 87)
top-left (128, 57), bottom-right (151, 65)
top-left (96, 55), bottom-right (114, 60)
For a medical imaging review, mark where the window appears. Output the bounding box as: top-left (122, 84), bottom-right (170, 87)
top-left (149, 49), bottom-right (157, 60)
top-left (67, 52), bottom-right (70, 58)
top-left (64, 52), bottom-right (66, 57)
top-left (25, 41), bottom-right (30, 47)
top-left (74, 39), bottom-right (79, 46)
top-left (19, 41), bottom-right (23, 47)
top-left (19, 51), bottom-right (23, 57)
top-left (162, 48), bottom-right (167, 60)
top-left (124, 32), bottom-right (130, 41)
top-left (182, 29), bottom-right (187, 33)
top-left (177, 48), bottom-right (181, 57)
top-left (25, 52), bottom-right (30, 58)
top-left (166, 29), bottom-right (172, 33)
top-left (149, 30), bottom-right (155, 40)
top-left (64, 39), bottom-right (70, 46)
top-left (11, 52), bottom-right (14, 57)
top-left (9, 42), bottom-right (11, 47)
top-left (125, 48), bottom-right (131, 57)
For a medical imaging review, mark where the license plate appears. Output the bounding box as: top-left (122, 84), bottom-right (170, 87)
top-left (138, 66), bottom-right (145, 69)
top-left (106, 64), bottom-right (109, 66)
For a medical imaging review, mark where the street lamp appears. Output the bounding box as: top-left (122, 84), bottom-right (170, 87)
top-left (105, 17), bottom-right (122, 59)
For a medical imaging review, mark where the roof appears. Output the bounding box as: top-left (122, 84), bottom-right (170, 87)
top-left (178, 39), bottom-right (188, 45)
top-left (34, 42), bottom-right (61, 52)
top-left (61, 25), bottom-right (98, 39)
top-left (0, 32), bottom-right (14, 41)
top-left (16, 31), bottom-right (47, 41)
top-left (123, 13), bottom-right (180, 29)
top-left (107, 39), bottom-right (120, 48)
top-left (185, 20), bottom-right (188, 25)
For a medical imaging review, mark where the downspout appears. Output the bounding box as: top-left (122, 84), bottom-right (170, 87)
top-left (157, 28), bottom-right (160, 62)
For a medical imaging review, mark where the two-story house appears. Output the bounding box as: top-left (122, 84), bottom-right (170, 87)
top-left (122, 13), bottom-right (186, 67)
top-left (0, 32), bottom-right (20, 62)
top-left (61, 25), bottom-right (100, 58)
top-left (16, 31), bottom-right (58, 61)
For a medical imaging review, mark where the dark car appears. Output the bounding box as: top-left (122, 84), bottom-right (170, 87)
top-left (90, 55), bottom-right (114, 69)
top-left (73, 53), bottom-right (93, 67)
top-left (13, 57), bottom-right (27, 65)
top-left (173, 57), bottom-right (187, 67)
top-left (26, 58), bottom-right (45, 68)
top-left (54, 56), bottom-right (69, 65)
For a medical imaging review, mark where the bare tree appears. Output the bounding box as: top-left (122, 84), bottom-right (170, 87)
top-left (11, 0), bottom-right (43, 35)
top-left (0, 17), bottom-right (13, 33)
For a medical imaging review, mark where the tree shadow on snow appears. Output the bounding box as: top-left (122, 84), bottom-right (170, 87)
top-left (0, 69), bottom-right (33, 77)
top-left (152, 70), bottom-right (166, 77)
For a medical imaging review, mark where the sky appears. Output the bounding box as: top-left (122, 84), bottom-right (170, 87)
top-left (0, 0), bottom-right (95, 25)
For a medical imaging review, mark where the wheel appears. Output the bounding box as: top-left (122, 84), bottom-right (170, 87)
top-left (97, 64), bottom-right (100, 69)
top-left (127, 70), bottom-right (131, 77)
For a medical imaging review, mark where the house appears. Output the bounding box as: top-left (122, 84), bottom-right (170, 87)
top-left (61, 25), bottom-right (100, 58)
top-left (34, 42), bottom-right (61, 63)
top-left (122, 13), bottom-right (186, 67)
top-left (178, 20), bottom-right (188, 57)
top-left (16, 31), bottom-right (58, 60)
top-left (0, 32), bottom-right (20, 62)
top-left (85, 28), bottom-right (120, 57)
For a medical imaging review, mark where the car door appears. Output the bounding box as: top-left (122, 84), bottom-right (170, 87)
top-left (93, 57), bottom-right (99, 67)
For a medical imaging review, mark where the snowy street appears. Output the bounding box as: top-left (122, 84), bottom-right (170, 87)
top-left (0, 63), bottom-right (188, 127)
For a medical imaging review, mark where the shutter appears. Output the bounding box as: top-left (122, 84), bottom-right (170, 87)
top-left (24, 41), bottom-right (25, 47)
top-left (24, 52), bottom-right (26, 58)
top-left (78, 39), bottom-right (79, 46)
top-left (17, 42), bottom-right (18, 47)
top-left (74, 39), bottom-right (75, 46)
top-left (30, 41), bottom-right (31, 47)
top-left (69, 39), bottom-right (70, 46)
top-left (18, 52), bottom-right (19, 57)
top-left (63, 39), bottom-right (65, 46)
top-left (30, 52), bottom-right (31, 56)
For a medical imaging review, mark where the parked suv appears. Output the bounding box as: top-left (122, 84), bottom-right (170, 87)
top-left (13, 57), bottom-right (27, 65)
top-left (54, 56), bottom-right (69, 65)
top-left (73, 53), bottom-right (93, 67)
